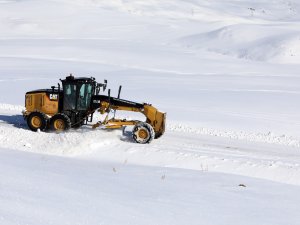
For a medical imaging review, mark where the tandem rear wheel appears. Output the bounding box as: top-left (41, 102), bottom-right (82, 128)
top-left (50, 113), bottom-right (71, 131)
top-left (27, 112), bottom-right (48, 132)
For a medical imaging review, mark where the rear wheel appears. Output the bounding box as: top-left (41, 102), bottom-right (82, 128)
top-left (132, 122), bottom-right (155, 144)
top-left (27, 112), bottom-right (48, 132)
top-left (50, 113), bottom-right (71, 131)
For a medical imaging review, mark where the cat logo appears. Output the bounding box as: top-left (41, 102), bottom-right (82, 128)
top-left (49, 94), bottom-right (58, 100)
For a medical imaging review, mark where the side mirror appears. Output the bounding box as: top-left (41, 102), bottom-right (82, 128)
top-left (95, 80), bottom-right (108, 95)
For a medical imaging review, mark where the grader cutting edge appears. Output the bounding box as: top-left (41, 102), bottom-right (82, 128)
top-left (22, 74), bottom-right (166, 144)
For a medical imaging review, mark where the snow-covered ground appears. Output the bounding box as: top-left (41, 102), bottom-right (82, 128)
top-left (0, 0), bottom-right (300, 224)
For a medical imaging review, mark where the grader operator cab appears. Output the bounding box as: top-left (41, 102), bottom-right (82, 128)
top-left (23, 74), bottom-right (166, 144)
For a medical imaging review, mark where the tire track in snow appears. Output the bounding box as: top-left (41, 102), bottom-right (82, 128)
top-left (145, 132), bottom-right (300, 185)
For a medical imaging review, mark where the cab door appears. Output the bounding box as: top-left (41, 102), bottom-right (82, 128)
top-left (77, 83), bottom-right (93, 111)
top-left (63, 83), bottom-right (77, 111)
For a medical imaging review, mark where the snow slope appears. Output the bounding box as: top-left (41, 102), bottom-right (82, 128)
top-left (2, 147), bottom-right (300, 225)
top-left (0, 0), bottom-right (300, 224)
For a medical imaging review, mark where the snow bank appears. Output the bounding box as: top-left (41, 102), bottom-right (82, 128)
top-left (168, 123), bottom-right (300, 148)
top-left (178, 23), bottom-right (300, 63)
top-left (56, 0), bottom-right (300, 22)
top-left (0, 103), bottom-right (24, 111)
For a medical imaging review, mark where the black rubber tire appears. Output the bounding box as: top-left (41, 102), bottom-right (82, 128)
top-left (27, 112), bottom-right (48, 132)
top-left (50, 113), bottom-right (71, 131)
top-left (132, 122), bottom-right (155, 144)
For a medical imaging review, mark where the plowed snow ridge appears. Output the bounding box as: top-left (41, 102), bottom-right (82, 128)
top-left (1, 103), bottom-right (299, 149)
top-left (169, 124), bottom-right (300, 148)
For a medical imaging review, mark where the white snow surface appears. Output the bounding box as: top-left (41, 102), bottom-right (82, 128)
top-left (0, 0), bottom-right (300, 225)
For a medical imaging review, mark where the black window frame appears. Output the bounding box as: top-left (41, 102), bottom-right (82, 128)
top-left (62, 80), bottom-right (95, 111)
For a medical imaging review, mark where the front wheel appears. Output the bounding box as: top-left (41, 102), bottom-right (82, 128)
top-left (50, 113), bottom-right (71, 131)
top-left (132, 122), bottom-right (155, 144)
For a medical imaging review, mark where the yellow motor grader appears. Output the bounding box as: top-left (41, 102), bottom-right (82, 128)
top-left (23, 74), bottom-right (166, 144)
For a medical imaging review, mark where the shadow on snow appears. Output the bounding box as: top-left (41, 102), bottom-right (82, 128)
top-left (0, 114), bottom-right (26, 129)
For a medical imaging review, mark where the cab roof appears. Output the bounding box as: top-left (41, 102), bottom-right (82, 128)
top-left (61, 75), bottom-right (95, 83)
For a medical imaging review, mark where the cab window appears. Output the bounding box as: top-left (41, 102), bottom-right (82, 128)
top-left (63, 84), bottom-right (77, 110)
top-left (77, 83), bottom-right (93, 110)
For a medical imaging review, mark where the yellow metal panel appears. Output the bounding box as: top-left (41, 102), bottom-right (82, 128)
top-left (41, 93), bottom-right (59, 115)
top-left (25, 93), bottom-right (59, 116)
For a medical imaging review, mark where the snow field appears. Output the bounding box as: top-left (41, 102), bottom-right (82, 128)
top-left (0, 0), bottom-right (300, 224)
top-left (1, 147), bottom-right (300, 225)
